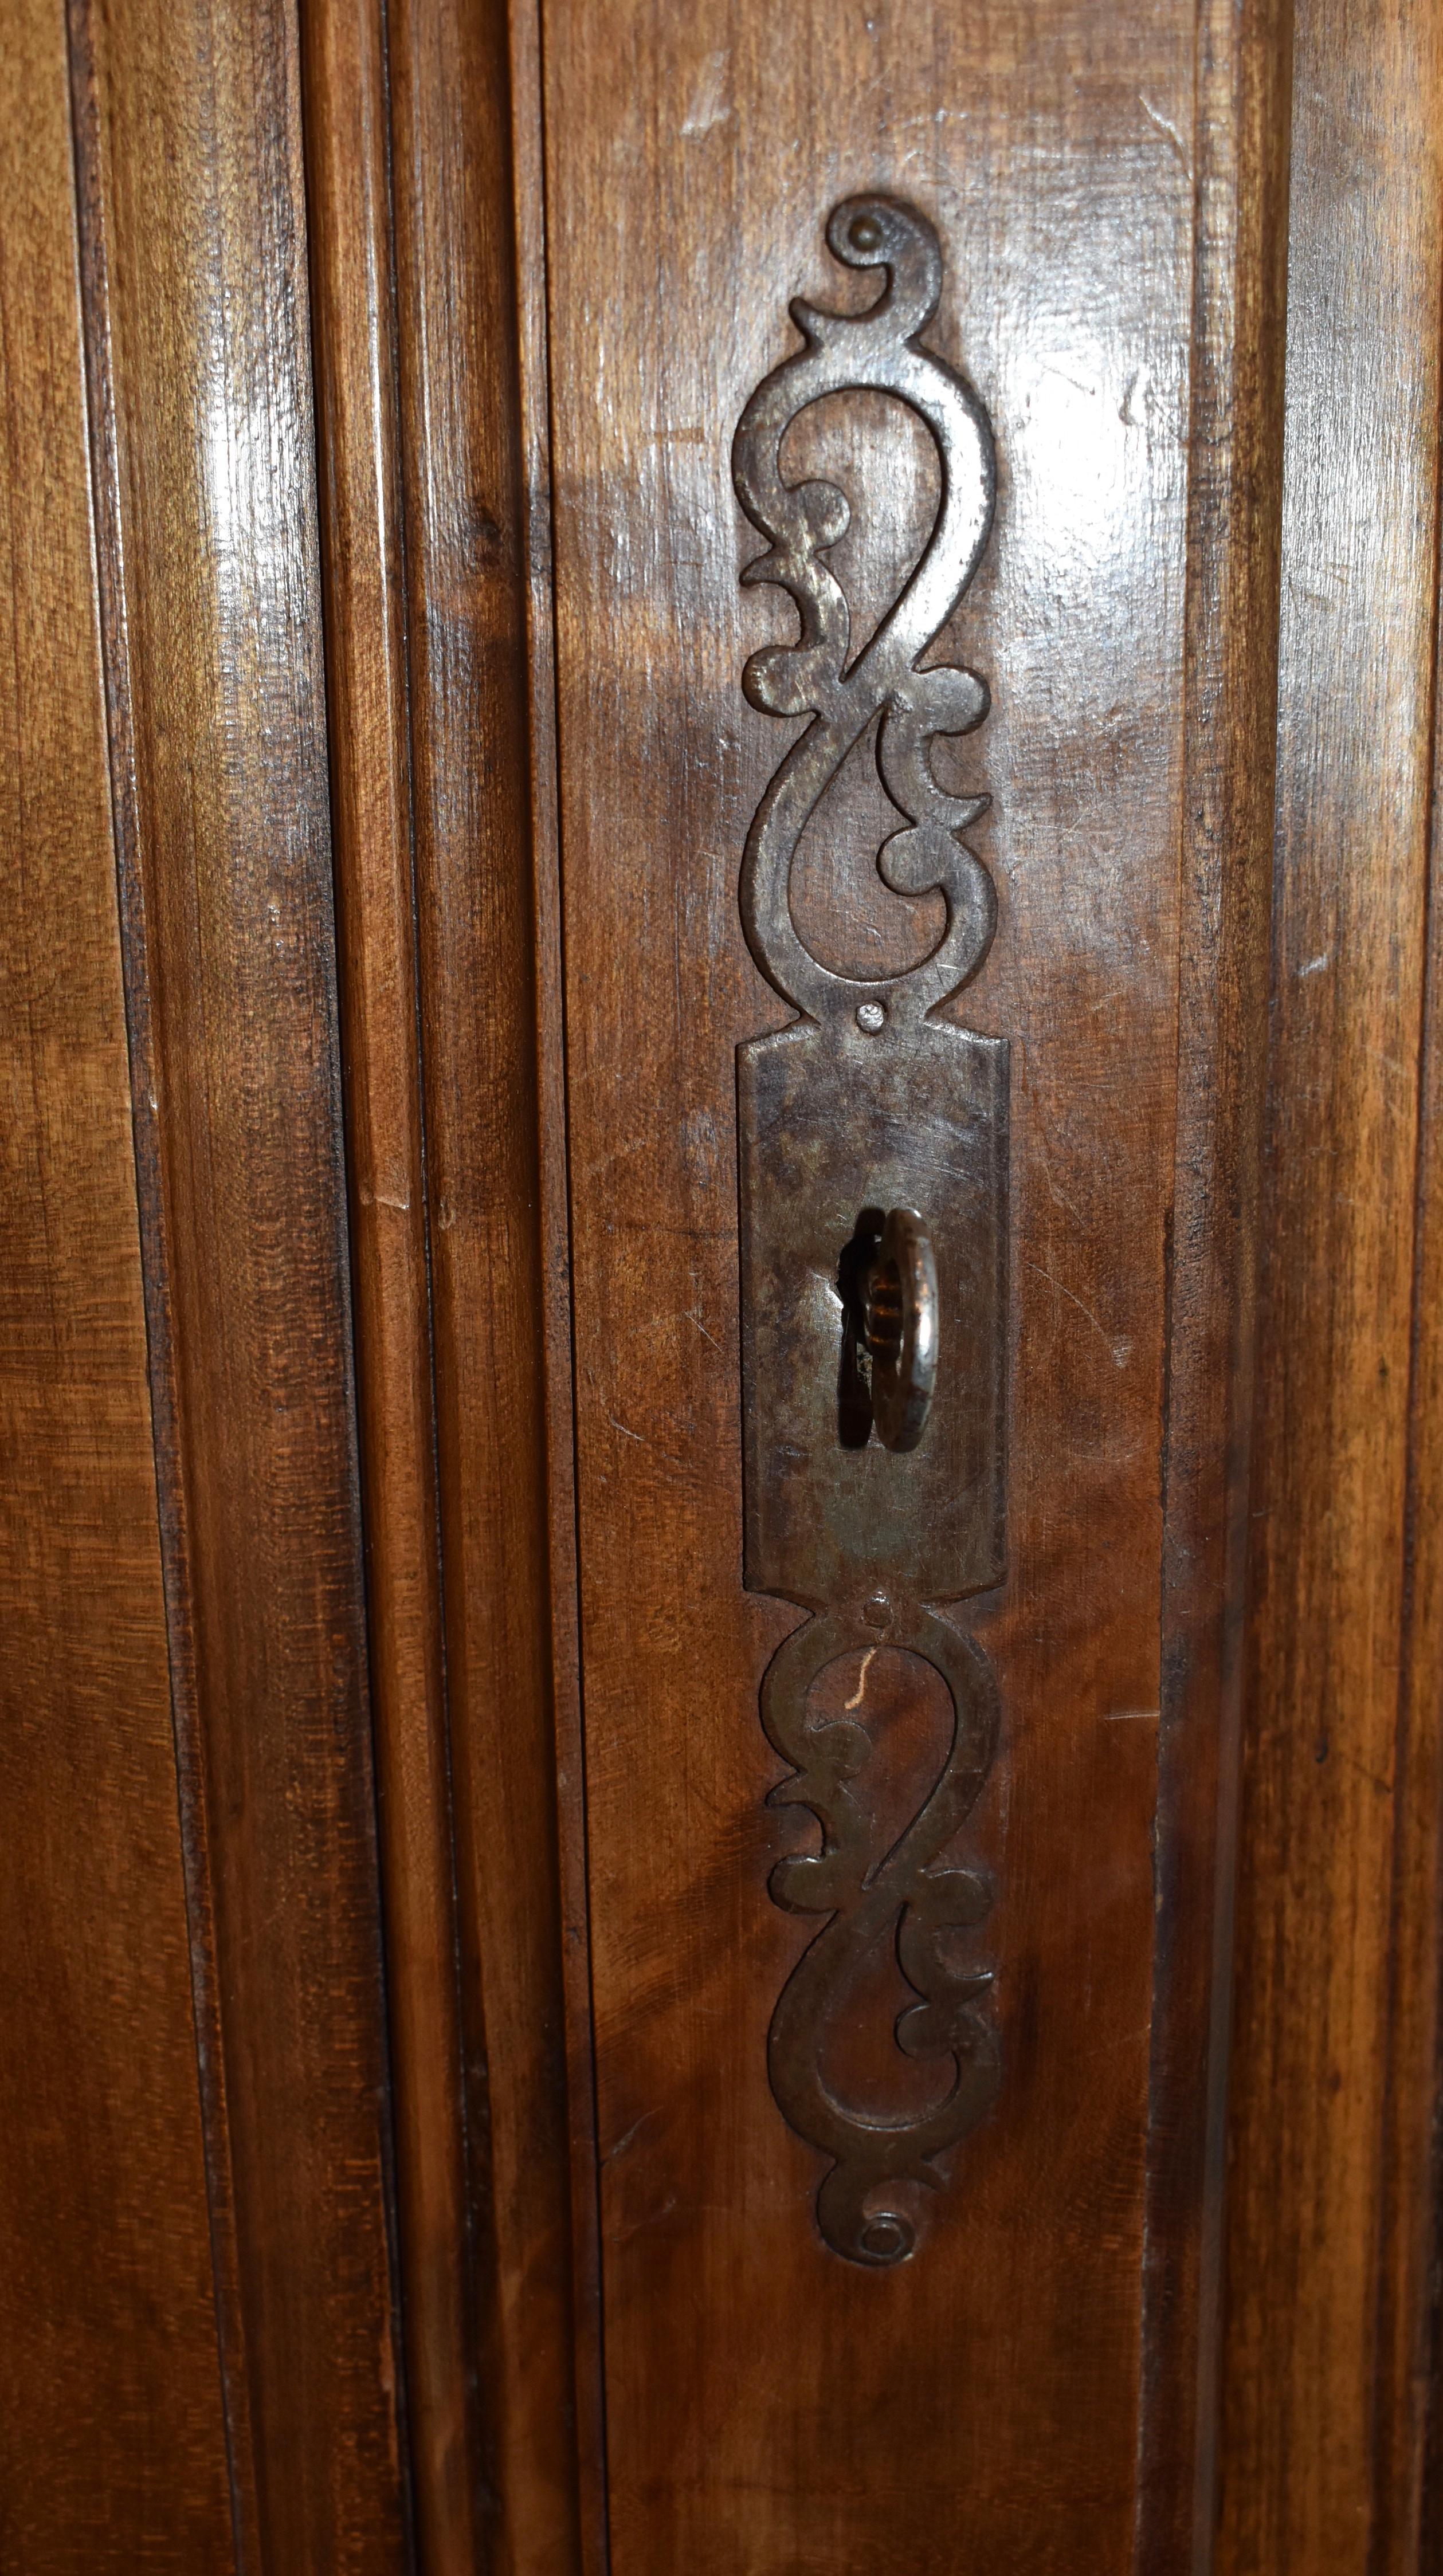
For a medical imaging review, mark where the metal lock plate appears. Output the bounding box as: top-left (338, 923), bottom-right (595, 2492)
top-left (732, 194), bottom-right (1009, 2265)
top-left (739, 1016), bottom-right (1007, 1610)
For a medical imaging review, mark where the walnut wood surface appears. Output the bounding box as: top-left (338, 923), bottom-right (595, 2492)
top-left (300, 0), bottom-right (590, 2562)
top-left (387, 0), bottom-right (589, 2541)
top-left (307, 0), bottom-right (590, 2563)
top-left (1414, 804), bottom-right (1443, 2566)
top-left (386, 0), bottom-right (587, 2555)
top-left (6, 0), bottom-right (1443, 2560)
top-left (537, 2), bottom-right (1281, 2564)
top-left (66, 0), bottom-right (408, 2558)
top-left (0, 2), bottom-right (233, 2559)
top-left (1139, 0), bottom-right (1291, 2556)
top-left (1219, 0), bottom-right (1443, 2564)
top-left (299, 3), bottom-right (479, 2564)
top-left (507, 5), bottom-right (611, 2556)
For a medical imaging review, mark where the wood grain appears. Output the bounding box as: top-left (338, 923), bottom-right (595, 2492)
top-left (67, 0), bottom-right (409, 2558)
top-left (506, 2), bottom-right (610, 2557)
top-left (0, 0), bottom-right (233, 2559)
top-left (383, 0), bottom-right (587, 2563)
top-left (1413, 756), bottom-right (1443, 2561)
top-left (536, 0), bottom-right (1276, 2562)
top-left (1140, 0), bottom-right (1291, 2558)
top-left (1397, 759), bottom-right (1443, 2566)
top-left (298, 3), bottom-right (479, 2565)
top-left (7, 0), bottom-right (1436, 2554)
top-left (1218, 0), bottom-right (1443, 2563)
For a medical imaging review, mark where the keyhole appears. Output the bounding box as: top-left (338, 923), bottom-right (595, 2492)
top-left (837, 1208), bottom-right (886, 1448)
top-left (836, 1206), bottom-right (939, 1453)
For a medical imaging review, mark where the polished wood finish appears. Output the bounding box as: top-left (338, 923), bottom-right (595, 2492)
top-left (1142, 0), bottom-right (1291, 2555)
top-left (5, 0), bottom-right (1443, 2563)
top-left (387, 0), bottom-right (585, 2554)
top-left (0, 2), bottom-right (232, 2558)
top-left (67, 0), bottom-right (407, 2557)
top-left (301, 0), bottom-right (589, 2562)
top-left (508, 6), bottom-right (611, 2555)
top-left (539, 2), bottom-right (1285, 2563)
top-left (299, 3), bottom-right (477, 2563)
top-left (1416, 845), bottom-right (1443, 2562)
top-left (1219, 0), bottom-right (1443, 2564)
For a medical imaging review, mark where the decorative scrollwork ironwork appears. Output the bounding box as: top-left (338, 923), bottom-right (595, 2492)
top-left (761, 1605), bottom-right (1001, 2267)
top-left (735, 195), bottom-right (1006, 2267)
top-left (732, 193), bottom-right (997, 1030)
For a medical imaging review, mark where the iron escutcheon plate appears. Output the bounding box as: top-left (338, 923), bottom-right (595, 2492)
top-left (739, 1015), bottom-right (1007, 1611)
top-left (731, 194), bottom-right (1009, 2264)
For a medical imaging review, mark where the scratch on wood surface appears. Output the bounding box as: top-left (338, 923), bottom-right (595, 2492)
top-left (844, 1647), bottom-right (877, 1711)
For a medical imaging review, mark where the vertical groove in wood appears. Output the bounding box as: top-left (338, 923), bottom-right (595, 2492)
top-left (0, 0), bottom-right (236, 2558)
top-left (301, 0), bottom-right (590, 2559)
top-left (297, 3), bottom-right (480, 2566)
top-left (64, 0), bottom-right (411, 2560)
top-left (1219, 0), bottom-right (1443, 2562)
top-left (1374, 225), bottom-right (1443, 2567)
top-left (507, 0), bottom-right (608, 2555)
top-left (386, 0), bottom-right (586, 2546)
top-left (1381, 658), bottom-right (1443, 2565)
top-left (1413, 692), bottom-right (1443, 2557)
top-left (506, 1), bottom-right (610, 2563)
top-left (1139, 0), bottom-right (1293, 2563)
top-left (301, 0), bottom-right (597, 2554)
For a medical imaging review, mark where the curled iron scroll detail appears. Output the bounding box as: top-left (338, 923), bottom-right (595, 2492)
top-left (760, 1606), bottom-right (1001, 2267)
top-left (733, 194), bottom-right (998, 1031)
top-left (735, 197), bottom-right (1007, 2265)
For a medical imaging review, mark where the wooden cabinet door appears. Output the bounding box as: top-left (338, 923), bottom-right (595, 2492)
top-left (520, 12), bottom-right (1272, 2569)
top-left (3, 0), bottom-right (1442, 2568)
